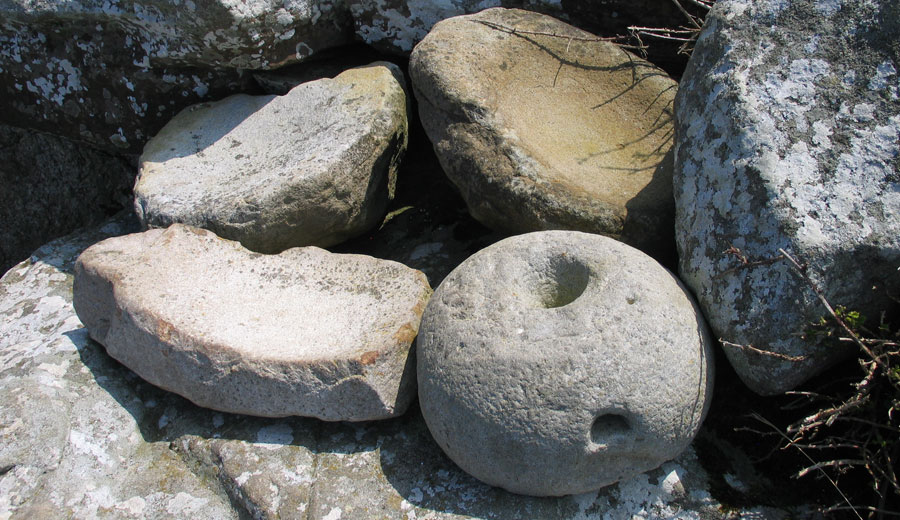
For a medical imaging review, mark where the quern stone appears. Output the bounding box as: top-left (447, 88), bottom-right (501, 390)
top-left (417, 231), bottom-right (714, 496)
top-left (674, 0), bottom-right (900, 394)
top-left (73, 224), bottom-right (431, 421)
top-left (1, 213), bottom-right (798, 518)
top-left (409, 8), bottom-right (678, 260)
top-left (134, 63), bottom-right (409, 253)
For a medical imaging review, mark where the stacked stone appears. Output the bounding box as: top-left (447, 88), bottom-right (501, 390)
top-left (3, 0), bottom-right (896, 514)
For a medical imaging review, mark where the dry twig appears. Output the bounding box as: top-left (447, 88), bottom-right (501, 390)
top-left (739, 248), bottom-right (900, 517)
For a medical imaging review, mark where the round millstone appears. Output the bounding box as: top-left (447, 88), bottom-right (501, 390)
top-left (417, 230), bottom-right (714, 496)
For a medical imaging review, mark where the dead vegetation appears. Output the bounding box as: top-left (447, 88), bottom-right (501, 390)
top-left (723, 247), bottom-right (900, 518)
top-left (626, 0), bottom-right (715, 57)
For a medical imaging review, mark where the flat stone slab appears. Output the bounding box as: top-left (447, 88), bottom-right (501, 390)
top-left (418, 231), bottom-right (714, 496)
top-left (134, 62), bottom-right (408, 253)
top-left (410, 8), bottom-right (678, 260)
top-left (73, 224), bottom-right (431, 421)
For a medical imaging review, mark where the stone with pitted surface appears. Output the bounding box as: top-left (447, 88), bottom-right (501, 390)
top-left (674, 0), bottom-right (900, 395)
top-left (409, 8), bottom-right (679, 260)
top-left (73, 224), bottom-right (431, 421)
top-left (134, 63), bottom-right (408, 253)
top-left (417, 230), bottom-right (714, 496)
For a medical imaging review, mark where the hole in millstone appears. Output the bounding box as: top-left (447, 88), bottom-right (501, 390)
top-left (534, 255), bottom-right (591, 308)
top-left (591, 413), bottom-right (632, 446)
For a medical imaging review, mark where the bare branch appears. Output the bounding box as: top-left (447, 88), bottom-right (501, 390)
top-left (778, 248), bottom-right (878, 360)
top-left (796, 459), bottom-right (868, 478)
top-left (670, 0), bottom-right (703, 28)
top-left (713, 245), bottom-right (786, 279)
top-left (627, 26), bottom-right (698, 43)
top-left (720, 340), bottom-right (808, 362)
top-left (823, 505), bottom-right (900, 517)
top-left (680, 0), bottom-right (715, 10)
top-left (752, 413), bottom-right (864, 519)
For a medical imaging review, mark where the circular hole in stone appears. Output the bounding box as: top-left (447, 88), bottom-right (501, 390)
top-left (591, 413), bottom-right (632, 446)
top-left (534, 256), bottom-right (591, 309)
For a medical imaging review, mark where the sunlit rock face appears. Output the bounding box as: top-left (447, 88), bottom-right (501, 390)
top-left (410, 8), bottom-right (679, 261)
top-left (674, 0), bottom-right (900, 395)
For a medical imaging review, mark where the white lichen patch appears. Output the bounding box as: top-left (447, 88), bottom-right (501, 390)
top-left (323, 507), bottom-right (343, 520)
top-left (599, 464), bottom-right (700, 520)
top-left (352, 0), bottom-right (501, 52)
top-left (165, 492), bottom-right (210, 515)
top-left (757, 58), bottom-right (830, 135)
top-left (256, 423), bottom-right (294, 448)
top-left (115, 496), bottom-right (148, 516)
top-left (815, 0), bottom-right (842, 16)
top-left (69, 429), bottom-right (115, 467)
top-left (869, 60), bottom-right (899, 99)
top-left (23, 58), bottom-right (85, 106)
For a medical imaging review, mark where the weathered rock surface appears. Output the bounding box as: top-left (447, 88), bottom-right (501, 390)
top-left (0, 215), bottom-right (801, 519)
top-left (0, 124), bottom-right (135, 274)
top-left (418, 231), bottom-right (714, 496)
top-left (410, 8), bottom-right (678, 260)
top-left (0, 215), bottom-right (239, 519)
top-left (0, 0), bottom-right (351, 152)
top-left (135, 63), bottom-right (409, 252)
top-left (349, 0), bottom-right (702, 74)
top-left (73, 224), bottom-right (431, 421)
top-left (1, 1), bottom-right (705, 154)
top-left (674, 0), bottom-right (900, 395)
top-left (1, 0), bottom-right (350, 70)
top-left (253, 44), bottom-right (389, 95)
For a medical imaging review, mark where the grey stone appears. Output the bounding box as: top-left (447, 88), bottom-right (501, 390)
top-left (73, 224), bottom-right (431, 421)
top-left (0, 214), bottom-right (238, 519)
top-left (1, 214), bottom-right (799, 519)
top-left (409, 8), bottom-right (678, 260)
top-left (674, 0), bottom-right (900, 395)
top-left (252, 44), bottom-right (388, 96)
top-left (134, 62), bottom-right (409, 252)
top-left (349, 0), bottom-right (703, 73)
top-left (0, 1), bottom-right (702, 154)
top-left (0, 124), bottom-right (134, 274)
top-left (0, 0), bottom-right (352, 153)
top-left (417, 230), bottom-right (714, 496)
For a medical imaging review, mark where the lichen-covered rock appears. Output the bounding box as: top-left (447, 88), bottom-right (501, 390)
top-left (410, 8), bottom-right (678, 260)
top-left (0, 0), bottom-right (352, 152)
top-left (417, 231), bottom-right (714, 496)
top-left (0, 214), bottom-right (797, 518)
top-left (73, 224), bottom-right (431, 421)
top-left (0, 215), bottom-right (239, 519)
top-left (134, 62), bottom-right (408, 252)
top-left (0, 124), bottom-right (134, 274)
top-left (674, 0), bottom-right (900, 395)
top-left (349, 0), bottom-right (513, 53)
top-left (1, 0), bottom-right (351, 70)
